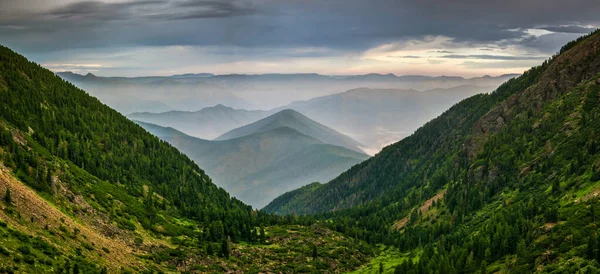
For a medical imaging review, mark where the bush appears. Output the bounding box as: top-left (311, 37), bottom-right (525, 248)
top-left (116, 217), bottom-right (136, 231)
top-left (23, 256), bottom-right (35, 265)
top-left (82, 242), bottom-right (94, 251)
top-left (0, 246), bottom-right (10, 256)
top-left (17, 245), bottom-right (30, 255)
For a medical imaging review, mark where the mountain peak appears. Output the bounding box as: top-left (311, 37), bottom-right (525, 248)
top-left (210, 104), bottom-right (233, 110)
top-left (273, 108), bottom-right (302, 116)
top-left (215, 108), bottom-right (365, 153)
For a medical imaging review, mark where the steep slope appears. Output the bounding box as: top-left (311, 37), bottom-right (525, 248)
top-left (0, 44), bottom-right (258, 271)
top-left (128, 104), bottom-right (270, 139)
top-left (216, 109), bottom-right (365, 153)
top-left (266, 30), bottom-right (600, 273)
top-left (0, 45), bottom-right (375, 273)
top-left (136, 121), bottom-right (368, 208)
top-left (280, 85), bottom-right (495, 153)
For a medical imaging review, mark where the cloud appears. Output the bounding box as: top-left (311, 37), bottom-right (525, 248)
top-left (440, 54), bottom-right (547, 60)
top-left (387, 55), bottom-right (422, 59)
top-left (1, 0), bottom-right (599, 76)
top-left (45, 0), bottom-right (254, 21)
top-left (429, 50), bottom-right (454, 54)
top-left (538, 25), bottom-right (597, 34)
top-left (461, 60), bottom-right (542, 69)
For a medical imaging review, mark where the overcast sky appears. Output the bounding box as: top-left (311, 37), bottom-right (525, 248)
top-left (1, 0), bottom-right (598, 77)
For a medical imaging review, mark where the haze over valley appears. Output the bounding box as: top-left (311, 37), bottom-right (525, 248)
top-left (62, 72), bottom-right (513, 154)
top-left (135, 109), bottom-right (369, 208)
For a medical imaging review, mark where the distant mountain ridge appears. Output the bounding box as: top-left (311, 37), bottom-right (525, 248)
top-left (135, 110), bottom-right (368, 208)
top-left (278, 85), bottom-right (495, 154)
top-left (216, 109), bottom-right (364, 153)
top-left (59, 71), bottom-right (519, 81)
top-left (128, 104), bottom-right (270, 139)
top-left (130, 85), bottom-right (492, 155)
top-left (58, 71), bottom-right (517, 112)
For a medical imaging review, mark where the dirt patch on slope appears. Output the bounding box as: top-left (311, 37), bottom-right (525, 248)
top-left (392, 189), bottom-right (446, 230)
top-left (0, 164), bottom-right (142, 271)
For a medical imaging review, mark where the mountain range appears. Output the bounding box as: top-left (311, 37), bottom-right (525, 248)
top-left (130, 85), bottom-right (496, 154)
top-left (58, 71), bottom-right (516, 113)
top-left (135, 109), bottom-right (368, 208)
top-left (278, 84), bottom-right (495, 153)
top-left (128, 104), bottom-right (270, 139)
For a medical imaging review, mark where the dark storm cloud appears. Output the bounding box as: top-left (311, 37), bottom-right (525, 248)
top-left (46, 0), bottom-right (254, 21)
top-left (0, 0), bottom-right (599, 75)
top-left (2, 0), bottom-right (599, 54)
top-left (48, 1), bottom-right (155, 20)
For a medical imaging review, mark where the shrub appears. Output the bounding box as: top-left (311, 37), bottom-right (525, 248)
top-left (0, 246), bottom-right (10, 256)
top-left (23, 256), bottom-right (35, 265)
top-left (17, 245), bottom-right (30, 255)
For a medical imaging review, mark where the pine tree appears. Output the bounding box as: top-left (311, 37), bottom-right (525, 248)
top-left (587, 236), bottom-right (596, 259)
top-left (516, 239), bottom-right (526, 258)
top-left (552, 180), bottom-right (561, 195)
top-left (259, 224), bottom-right (266, 244)
top-left (221, 239), bottom-right (229, 259)
top-left (206, 243), bottom-right (213, 256)
top-left (480, 260), bottom-right (487, 274)
top-left (3, 188), bottom-right (11, 204)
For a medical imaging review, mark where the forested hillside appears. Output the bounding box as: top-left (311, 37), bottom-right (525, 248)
top-left (0, 45), bottom-right (373, 273)
top-left (266, 30), bottom-right (600, 273)
top-left (0, 44), bottom-right (258, 232)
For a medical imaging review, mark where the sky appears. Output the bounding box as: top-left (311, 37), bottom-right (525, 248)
top-left (0, 0), bottom-right (598, 77)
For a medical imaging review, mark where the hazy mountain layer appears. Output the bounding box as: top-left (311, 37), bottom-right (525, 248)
top-left (216, 109), bottom-right (364, 153)
top-left (58, 72), bottom-right (250, 114)
top-left (281, 85), bottom-right (496, 154)
top-left (58, 71), bottom-right (516, 112)
top-left (136, 115), bottom-right (368, 208)
top-left (129, 85), bottom-right (496, 155)
top-left (128, 104), bottom-right (270, 139)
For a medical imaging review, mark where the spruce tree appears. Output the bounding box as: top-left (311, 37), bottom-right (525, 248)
top-left (3, 188), bottom-right (11, 204)
top-left (221, 239), bottom-right (229, 259)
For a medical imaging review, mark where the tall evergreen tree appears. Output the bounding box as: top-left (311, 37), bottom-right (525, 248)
top-left (3, 188), bottom-right (11, 204)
